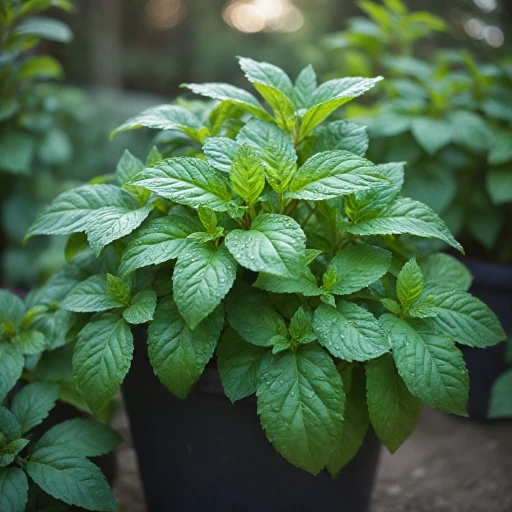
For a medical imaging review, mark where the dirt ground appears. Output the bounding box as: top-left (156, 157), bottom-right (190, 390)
top-left (112, 406), bottom-right (512, 512)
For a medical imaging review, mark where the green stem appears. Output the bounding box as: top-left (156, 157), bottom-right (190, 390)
top-left (339, 234), bottom-right (358, 250)
top-left (248, 204), bottom-right (257, 222)
top-left (346, 294), bottom-right (382, 302)
top-left (301, 203), bottom-right (317, 228)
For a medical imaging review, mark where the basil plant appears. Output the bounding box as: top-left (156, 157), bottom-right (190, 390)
top-left (26, 58), bottom-right (505, 476)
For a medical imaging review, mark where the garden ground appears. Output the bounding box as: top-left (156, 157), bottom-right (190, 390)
top-left (112, 405), bottom-right (512, 512)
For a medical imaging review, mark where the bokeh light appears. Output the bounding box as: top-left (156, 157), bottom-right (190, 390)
top-left (484, 25), bottom-right (505, 47)
top-left (146, 0), bottom-right (186, 29)
top-left (473, 0), bottom-right (497, 14)
top-left (223, 0), bottom-right (304, 33)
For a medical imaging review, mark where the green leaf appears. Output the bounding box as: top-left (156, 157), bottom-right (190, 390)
top-left (217, 328), bottom-right (269, 402)
top-left (381, 315), bottom-right (469, 416)
top-left (225, 213), bottom-right (306, 279)
top-left (110, 104), bottom-right (202, 139)
top-left (313, 301), bottom-right (389, 361)
top-left (119, 214), bottom-right (201, 277)
top-left (487, 130), bottom-right (512, 165)
top-left (29, 309), bottom-right (73, 351)
top-left (198, 205), bottom-right (217, 233)
top-left (187, 231), bottom-right (217, 244)
top-left (64, 233), bottom-right (88, 261)
top-left (382, 298), bottom-right (401, 314)
top-left (252, 83), bottom-right (295, 130)
top-left (405, 294), bottom-right (439, 318)
top-left (13, 330), bottom-right (46, 355)
top-left (347, 197), bottom-right (464, 253)
top-left (326, 244), bottom-right (391, 295)
top-left (313, 120), bottom-right (369, 157)
top-left (11, 382), bottom-right (58, 434)
top-left (0, 344), bottom-right (24, 402)
top-left (419, 253), bottom-right (472, 291)
top-left (236, 119), bottom-right (297, 194)
top-left (60, 274), bottom-right (124, 312)
top-left (26, 184), bottom-right (128, 239)
top-left (257, 343), bottom-right (345, 474)
top-left (123, 289), bottom-right (157, 325)
top-left (238, 58), bottom-right (295, 126)
top-left (0, 98), bottom-right (18, 123)
top-left (345, 161), bottom-right (405, 222)
top-left (270, 335), bottom-right (292, 354)
top-left (209, 101), bottom-right (244, 135)
top-left (322, 266), bottom-right (338, 290)
top-left (488, 369), bottom-right (512, 419)
top-left (146, 146), bottom-right (163, 167)
top-left (254, 266), bottom-right (321, 297)
top-left (15, 16), bottom-right (73, 42)
top-left (203, 137), bottom-right (239, 173)
top-left (411, 117), bottom-right (452, 155)
top-left (326, 364), bottom-right (369, 476)
top-left (182, 82), bottom-right (272, 121)
top-left (238, 57), bottom-right (294, 97)
top-left (486, 168), bottom-right (512, 205)
top-left (294, 64), bottom-right (317, 109)
top-left (289, 307), bottom-right (314, 341)
top-left (262, 139), bottom-right (297, 194)
top-left (236, 118), bottom-right (290, 154)
top-left (116, 149), bottom-right (144, 186)
top-left (128, 157), bottom-right (233, 211)
top-left (366, 353), bottom-right (421, 453)
top-left (321, 292), bottom-right (337, 308)
top-left (27, 447), bottom-right (117, 511)
top-left (85, 204), bottom-right (153, 256)
top-left (105, 274), bottom-right (129, 304)
top-left (299, 76), bottom-right (383, 137)
top-left (288, 150), bottom-right (389, 201)
top-left (0, 467), bottom-right (28, 512)
top-left (448, 110), bottom-right (492, 153)
top-left (424, 284), bottom-right (505, 348)
top-left (0, 439), bottom-right (30, 467)
top-left (0, 407), bottom-right (21, 444)
top-left (229, 144), bottom-right (265, 205)
top-left (73, 314), bottom-right (133, 414)
top-left (0, 290), bottom-right (25, 327)
top-left (227, 285), bottom-right (287, 346)
top-left (35, 418), bottom-right (123, 457)
top-left (148, 296), bottom-right (223, 399)
top-left (0, 130), bottom-right (35, 175)
top-left (173, 243), bottom-right (236, 329)
top-left (397, 258), bottom-right (423, 310)
top-left (17, 55), bottom-right (63, 80)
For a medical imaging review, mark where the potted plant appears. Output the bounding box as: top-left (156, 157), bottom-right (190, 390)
top-left (25, 57), bottom-right (505, 510)
top-left (0, 287), bottom-right (121, 511)
top-left (323, 0), bottom-right (512, 419)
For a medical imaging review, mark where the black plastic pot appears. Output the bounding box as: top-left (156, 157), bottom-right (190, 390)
top-left (122, 338), bottom-right (381, 512)
top-left (461, 258), bottom-right (512, 420)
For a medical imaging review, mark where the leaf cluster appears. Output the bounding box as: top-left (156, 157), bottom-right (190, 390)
top-left (23, 57), bottom-right (506, 476)
top-left (0, 381), bottom-right (120, 512)
top-left (324, 0), bottom-right (512, 260)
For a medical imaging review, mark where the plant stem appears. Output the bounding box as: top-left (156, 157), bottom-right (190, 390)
top-left (339, 234), bottom-right (358, 250)
top-left (301, 203), bottom-right (317, 228)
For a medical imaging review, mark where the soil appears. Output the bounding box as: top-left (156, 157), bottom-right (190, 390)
top-left (112, 406), bottom-right (512, 512)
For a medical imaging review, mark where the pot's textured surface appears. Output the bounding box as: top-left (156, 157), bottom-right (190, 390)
top-left (462, 258), bottom-right (512, 420)
top-left (122, 342), bottom-right (381, 512)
